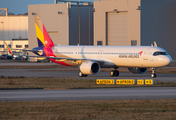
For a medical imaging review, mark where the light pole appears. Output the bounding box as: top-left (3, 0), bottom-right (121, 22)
top-left (0, 21), bottom-right (4, 52)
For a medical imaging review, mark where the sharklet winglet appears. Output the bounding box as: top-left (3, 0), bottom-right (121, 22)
top-left (154, 41), bottom-right (157, 47)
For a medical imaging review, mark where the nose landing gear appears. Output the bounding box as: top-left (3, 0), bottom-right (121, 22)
top-left (151, 68), bottom-right (157, 78)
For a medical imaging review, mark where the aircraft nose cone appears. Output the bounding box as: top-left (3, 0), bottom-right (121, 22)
top-left (168, 55), bottom-right (172, 65)
top-left (163, 55), bottom-right (172, 66)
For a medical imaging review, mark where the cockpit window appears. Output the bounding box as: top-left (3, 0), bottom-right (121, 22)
top-left (153, 51), bottom-right (168, 56)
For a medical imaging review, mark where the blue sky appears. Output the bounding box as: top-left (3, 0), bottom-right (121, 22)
top-left (0, 0), bottom-right (94, 15)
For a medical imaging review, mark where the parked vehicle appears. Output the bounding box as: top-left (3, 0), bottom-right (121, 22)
top-left (13, 55), bottom-right (29, 61)
top-left (0, 54), bottom-right (6, 59)
top-left (5, 55), bottom-right (13, 60)
top-left (0, 54), bottom-right (13, 60)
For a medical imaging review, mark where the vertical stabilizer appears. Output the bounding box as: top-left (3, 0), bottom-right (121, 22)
top-left (5, 42), bottom-right (13, 55)
top-left (34, 16), bottom-right (54, 48)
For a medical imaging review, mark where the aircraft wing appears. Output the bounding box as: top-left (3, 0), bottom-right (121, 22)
top-left (27, 55), bottom-right (105, 64)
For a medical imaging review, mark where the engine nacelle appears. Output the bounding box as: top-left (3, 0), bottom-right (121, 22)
top-left (128, 68), bottom-right (148, 74)
top-left (80, 61), bottom-right (100, 75)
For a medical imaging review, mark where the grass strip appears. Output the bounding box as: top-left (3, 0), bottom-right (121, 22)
top-left (0, 77), bottom-right (176, 89)
top-left (0, 99), bottom-right (176, 120)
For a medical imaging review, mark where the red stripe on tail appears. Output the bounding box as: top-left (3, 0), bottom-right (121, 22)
top-left (43, 24), bottom-right (54, 48)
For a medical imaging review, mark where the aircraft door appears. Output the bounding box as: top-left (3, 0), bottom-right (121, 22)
top-left (97, 50), bottom-right (103, 58)
top-left (143, 48), bottom-right (150, 60)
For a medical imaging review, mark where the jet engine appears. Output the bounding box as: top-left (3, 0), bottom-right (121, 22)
top-left (80, 61), bottom-right (100, 75)
top-left (128, 68), bottom-right (148, 74)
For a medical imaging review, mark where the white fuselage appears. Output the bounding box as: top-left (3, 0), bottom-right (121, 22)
top-left (52, 46), bottom-right (172, 68)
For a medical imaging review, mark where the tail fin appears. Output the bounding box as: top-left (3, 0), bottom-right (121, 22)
top-left (154, 41), bottom-right (157, 47)
top-left (5, 42), bottom-right (13, 55)
top-left (34, 16), bottom-right (54, 48)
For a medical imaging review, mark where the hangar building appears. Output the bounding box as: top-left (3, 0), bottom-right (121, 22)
top-left (1, 0), bottom-right (176, 60)
top-left (28, 1), bottom-right (93, 52)
top-left (0, 8), bottom-right (28, 53)
top-left (94, 0), bottom-right (140, 46)
top-left (94, 0), bottom-right (176, 60)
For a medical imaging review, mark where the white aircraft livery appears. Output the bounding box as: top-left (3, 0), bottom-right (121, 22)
top-left (29, 16), bottom-right (172, 78)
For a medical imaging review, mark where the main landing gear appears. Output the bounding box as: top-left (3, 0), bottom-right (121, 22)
top-left (151, 68), bottom-right (157, 78)
top-left (79, 71), bottom-right (87, 77)
top-left (110, 69), bottom-right (119, 77)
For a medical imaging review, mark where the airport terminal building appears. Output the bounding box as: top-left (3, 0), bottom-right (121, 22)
top-left (0, 0), bottom-right (176, 60)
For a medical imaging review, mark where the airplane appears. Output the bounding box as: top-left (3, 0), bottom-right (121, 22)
top-left (7, 16), bottom-right (173, 78)
top-left (5, 42), bottom-right (29, 61)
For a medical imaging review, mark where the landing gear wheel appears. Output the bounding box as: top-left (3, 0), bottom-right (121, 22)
top-left (110, 70), bottom-right (119, 77)
top-left (151, 68), bottom-right (157, 78)
top-left (83, 74), bottom-right (88, 77)
top-left (114, 70), bottom-right (119, 76)
top-left (79, 71), bottom-right (83, 77)
top-left (78, 72), bottom-right (87, 77)
top-left (151, 73), bottom-right (157, 78)
top-left (110, 70), bottom-right (115, 76)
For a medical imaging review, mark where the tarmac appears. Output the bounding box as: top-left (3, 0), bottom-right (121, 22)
top-left (0, 67), bottom-right (175, 82)
top-left (0, 60), bottom-right (176, 101)
top-left (0, 87), bottom-right (176, 102)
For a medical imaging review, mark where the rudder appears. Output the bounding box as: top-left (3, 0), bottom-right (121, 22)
top-left (34, 16), bottom-right (54, 48)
